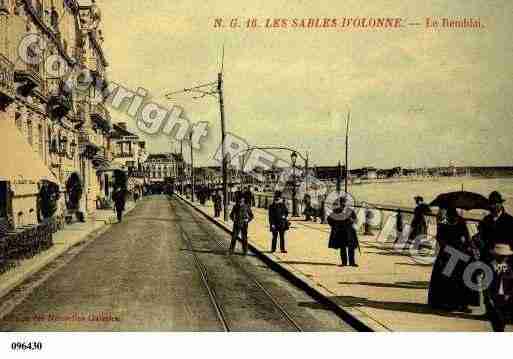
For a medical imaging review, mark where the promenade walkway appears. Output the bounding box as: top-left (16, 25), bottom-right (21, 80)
top-left (190, 199), bottom-right (509, 331)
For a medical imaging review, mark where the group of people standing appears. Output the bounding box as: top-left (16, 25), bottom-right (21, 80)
top-left (422, 191), bottom-right (513, 331)
top-left (222, 185), bottom-right (513, 330)
top-left (227, 190), bottom-right (361, 268)
top-left (228, 189), bottom-right (289, 255)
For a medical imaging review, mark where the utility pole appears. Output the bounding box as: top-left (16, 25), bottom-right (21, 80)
top-left (305, 151), bottom-right (309, 194)
top-left (190, 132), bottom-right (195, 202)
top-left (165, 46), bottom-right (228, 219)
top-left (180, 141), bottom-right (184, 194)
top-left (218, 72), bottom-right (229, 221)
top-left (344, 110), bottom-right (351, 194)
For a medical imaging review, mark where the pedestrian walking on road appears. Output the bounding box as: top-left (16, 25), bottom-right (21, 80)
top-left (407, 196), bottom-right (431, 245)
top-left (268, 191), bottom-right (289, 253)
top-left (112, 187), bottom-right (127, 223)
top-left (327, 196), bottom-right (359, 267)
top-left (229, 196), bottom-right (254, 255)
top-left (213, 190), bottom-right (223, 218)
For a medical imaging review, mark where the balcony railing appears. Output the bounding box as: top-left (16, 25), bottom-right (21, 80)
top-left (0, 53), bottom-right (15, 109)
top-left (91, 103), bottom-right (112, 132)
top-left (47, 80), bottom-right (72, 120)
top-left (78, 132), bottom-right (101, 159)
top-left (113, 152), bottom-right (135, 159)
top-left (14, 60), bottom-right (42, 97)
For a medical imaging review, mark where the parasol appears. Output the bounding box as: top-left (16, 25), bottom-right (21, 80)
top-left (429, 191), bottom-right (489, 210)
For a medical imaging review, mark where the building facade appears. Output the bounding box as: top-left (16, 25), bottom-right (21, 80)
top-left (0, 0), bottom-right (113, 228)
top-left (110, 122), bottom-right (147, 173)
top-left (143, 153), bottom-right (185, 184)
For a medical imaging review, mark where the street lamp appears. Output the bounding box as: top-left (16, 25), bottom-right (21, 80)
top-left (290, 151), bottom-right (298, 217)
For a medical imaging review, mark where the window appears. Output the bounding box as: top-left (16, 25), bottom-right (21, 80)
top-left (15, 112), bottom-right (22, 130)
top-left (51, 9), bottom-right (59, 31)
top-left (0, 0), bottom-right (9, 14)
top-left (35, 0), bottom-right (43, 18)
top-left (27, 119), bottom-right (33, 146)
top-left (38, 124), bottom-right (44, 157)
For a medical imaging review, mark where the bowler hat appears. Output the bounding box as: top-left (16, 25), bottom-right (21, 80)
top-left (491, 243), bottom-right (513, 256)
top-left (414, 196), bottom-right (424, 202)
top-left (489, 191), bottom-right (505, 204)
top-left (274, 191), bottom-right (282, 198)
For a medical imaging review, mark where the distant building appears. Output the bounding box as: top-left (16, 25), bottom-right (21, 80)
top-left (143, 153), bottom-right (186, 183)
top-left (110, 122), bottom-right (147, 174)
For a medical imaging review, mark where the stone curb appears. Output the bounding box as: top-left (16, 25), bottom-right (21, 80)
top-left (173, 193), bottom-right (389, 332)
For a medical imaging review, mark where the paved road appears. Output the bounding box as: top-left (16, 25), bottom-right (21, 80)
top-left (0, 196), bottom-right (354, 331)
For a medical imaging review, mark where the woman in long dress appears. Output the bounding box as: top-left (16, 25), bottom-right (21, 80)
top-left (428, 206), bottom-right (476, 311)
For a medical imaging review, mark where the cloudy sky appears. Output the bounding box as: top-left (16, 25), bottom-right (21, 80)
top-left (94, 0), bottom-right (513, 168)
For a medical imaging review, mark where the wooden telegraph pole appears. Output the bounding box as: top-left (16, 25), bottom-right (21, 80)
top-left (190, 132), bottom-right (195, 202)
top-left (218, 71), bottom-right (229, 221)
top-left (345, 110), bottom-right (351, 194)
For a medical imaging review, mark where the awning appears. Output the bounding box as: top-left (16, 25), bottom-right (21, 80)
top-left (96, 163), bottom-right (124, 173)
top-left (0, 119), bottom-right (61, 186)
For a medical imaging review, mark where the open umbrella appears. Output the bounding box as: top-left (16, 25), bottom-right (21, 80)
top-left (430, 191), bottom-right (489, 210)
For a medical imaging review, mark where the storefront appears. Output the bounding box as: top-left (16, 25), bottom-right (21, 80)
top-left (0, 118), bottom-right (62, 229)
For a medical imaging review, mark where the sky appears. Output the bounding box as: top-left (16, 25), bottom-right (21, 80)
top-left (90, 0), bottom-right (513, 168)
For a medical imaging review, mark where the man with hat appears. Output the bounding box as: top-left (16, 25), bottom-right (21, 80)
top-left (478, 191), bottom-right (513, 264)
top-left (229, 195), bottom-right (254, 255)
top-left (268, 191), bottom-right (289, 253)
top-left (407, 195), bottom-right (431, 246)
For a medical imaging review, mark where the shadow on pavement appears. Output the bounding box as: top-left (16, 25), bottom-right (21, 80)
top-left (338, 280), bottom-right (429, 290)
top-left (298, 296), bottom-right (483, 321)
top-left (280, 260), bottom-right (340, 267)
top-left (396, 261), bottom-right (434, 267)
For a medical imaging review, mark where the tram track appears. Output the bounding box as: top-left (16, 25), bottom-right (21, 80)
top-left (173, 200), bottom-right (303, 332)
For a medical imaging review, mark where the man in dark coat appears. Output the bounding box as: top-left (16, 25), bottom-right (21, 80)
top-left (477, 191), bottom-right (513, 330)
top-left (268, 191), bottom-right (289, 253)
top-left (407, 196), bottom-right (431, 245)
top-left (112, 187), bottom-right (127, 223)
top-left (234, 187), bottom-right (243, 204)
top-left (327, 196), bottom-right (359, 266)
top-left (229, 196), bottom-right (254, 255)
top-left (243, 187), bottom-right (255, 208)
top-left (478, 191), bottom-right (513, 264)
top-left (483, 243), bottom-right (513, 332)
top-left (212, 190), bottom-right (223, 218)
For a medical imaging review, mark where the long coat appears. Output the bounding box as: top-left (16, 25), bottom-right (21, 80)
top-left (478, 211), bottom-right (513, 263)
top-left (212, 194), bottom-right (223, 211)
top-left (428, 217), bottom-right (478, 308)
top-left (327, 208), bottom-right (358, 249)
top-left (268, 201), bottom-right (289, 232)
top-left (229, 203), bottom-right (254, 226)
top-left (112, 189), bottom-right (127, 211)
top-left (409, 203), bottom-right (431, 241)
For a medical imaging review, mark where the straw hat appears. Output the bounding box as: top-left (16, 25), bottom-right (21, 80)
top-left (491, 243), bottom-right (513, 256)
